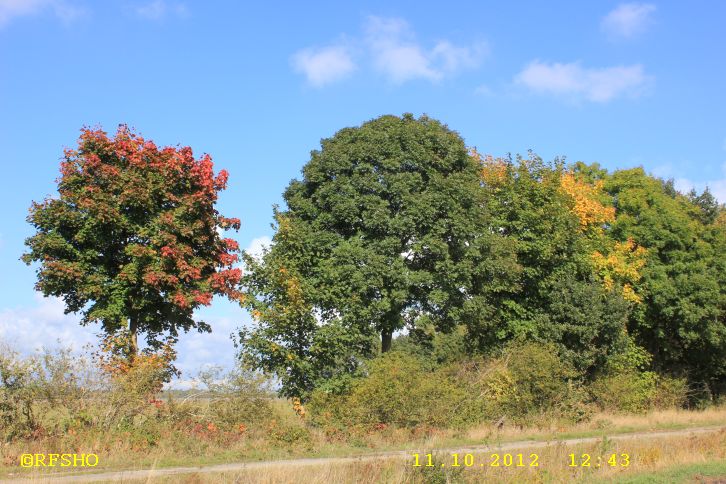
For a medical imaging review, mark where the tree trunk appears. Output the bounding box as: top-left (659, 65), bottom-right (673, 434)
top-left (129, 316), bottom-right (138, 360)
top-left (381, 328), bottom-right (393, 353)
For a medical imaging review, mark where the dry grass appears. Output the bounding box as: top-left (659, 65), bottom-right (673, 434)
top-left (127, 429), bottom-right (726, 483)
top-left (3, 406), bottom-right (725, 480)
top-left (398, 406), bottom-right (726, 451)
top-left (587, 407), bottom-right (726, 431)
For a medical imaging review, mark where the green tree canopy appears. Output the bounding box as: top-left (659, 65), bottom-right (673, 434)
top-left (239, 114), bottom-right (518, 398)
top-left (474, 153), bottom-right (630, 374)
top-left (604, 168), bottom-right (726, 394)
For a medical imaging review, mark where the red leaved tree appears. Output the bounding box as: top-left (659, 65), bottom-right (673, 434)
top-left (23, 125), bottom-right (242, 360)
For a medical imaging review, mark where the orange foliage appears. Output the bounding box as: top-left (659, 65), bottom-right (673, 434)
top-left (560, 172), bottom-right (615, 230)
top-left (470, 147), bottom-right (508, 186)
top-left (96, 333), bottom-right (178, 395)
top-left (292, 397), bottom-right (306, 418)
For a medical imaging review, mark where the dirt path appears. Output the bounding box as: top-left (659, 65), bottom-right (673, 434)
top-left (3, 425), bottom-right (724, 483)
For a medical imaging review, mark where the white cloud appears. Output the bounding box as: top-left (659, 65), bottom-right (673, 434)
top-left (701, 164), bottom-right (726, 203)
top-left (0, 0), bottom-right (84, 27)
top-left (365, 16), bottom-right (440, 83)
top-left (678, 177), bottom-right (726, 204)
top-left (0, 0), bottom-right (44, 25)
top-left (514, 60), bottom-right (651, 103)
top-left (51, 1), bottom-right (83, 22)
top-left (672, 177), bottom-right (695, 194)
top-left (174, 312), bottom-right (242, 377)
top-left (0, 292), bottom-right (93, 354)
top-left (431, 40), bottom-right (482, 72)
top-left (709, 179), bottom-right (726, 204)
top-left (653, 162), bottom-right (726, 204)
top-left (601, 3), bottom-right (656, 39)
top-left (0, 292), bottom-right (248, 384)
top-left (244, 235), bottom-right (272, 261)
top-left (291, 16), bottom-right (486, 86)
top-left (365, 16), bottom-right (486, 84)
top-left (292, 45), bottom-right (356, 87)
top-left (136, 0), bottom-right (188, 20)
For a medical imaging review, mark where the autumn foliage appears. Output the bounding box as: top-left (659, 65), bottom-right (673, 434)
top-left (559, 171), bottom-right (615, 230)
top-left (472, 147), bottom-right (508, 187)
top-left (18, 115), bottom-right (726, 405)
top-left (95, 333), bottom-right (179, 394)
top-left (558, 170), bottom-right (646, 303)
top-left (591, 238), bottom-right (647, 303)
top-left (23, 125), bottom-right (242, 355)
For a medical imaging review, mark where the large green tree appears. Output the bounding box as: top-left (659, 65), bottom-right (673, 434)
top-left (23, 126), bottom-right (242, 357)
top-left (239, 114), bottom-right (518, 397)
top-left (475, 153), bottom-right (631, 374)
top-left (604, 168), bottom-right (726, 395)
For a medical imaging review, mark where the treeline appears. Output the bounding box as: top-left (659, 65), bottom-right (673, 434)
top-left (239, 113), bottom-right (726, 403)
top-left (19, 115), bottom-right (725, 409)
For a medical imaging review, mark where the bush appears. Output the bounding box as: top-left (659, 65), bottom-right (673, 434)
top-left (502, 341), bottom-right (589, 423)
top-left (589, 340), bottom-right (687, 413)
top-left (93, 335), bottom-right (181, 428)
top-left (592, 371), bottom-right (689, 413)
top-left (196, 365), bottom-right (275, 429)
top-left (309, 343), bottom-right (591, 432)
top-left (654, 375), bottom-right (688, 409)
top-left (309, 351), bottom-right (472, 430)
top-left (0, 344), bottom-right (40, 440)
top-left (268, 420), bottom-right (311, 446)
top-left (443, 356), bottom-right (516, 425)
top-left (0, 338), bottom-right (284, 450)
top-left (591, 370), bottom-right (657, 413)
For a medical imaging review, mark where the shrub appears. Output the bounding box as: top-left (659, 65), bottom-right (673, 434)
top-left (93, 334), bottom-right (181, 428)
top-left (587, 340), bottom-right (683, 413)
top-left (591, 370), bottom-right (657, 413)
top-left (310, 338), bottom-right (686, 431)
top-left (503, 341), bottom-right (587, 422)
top-left (33, 347), bottom-right (100, 434)
top-left (309, 344), bottom-right (590, 433)
top-left (0, 342), bottom-right (106, 440)
top-left (440, 356), bottom-right (516, 426)
top-left (309, 351), bottom-right (471, 430)
top-left (196, 365), bottom-right (275, 429)
top-left (96, 333), bottom-right (178, 397)
top-left (654, 375), bottom-right (688, 409)
top-left (0, 338), bottom-right (281, 446)
top-left (653, 375), bottom-right (688, 409)
top-left (268, 421), bottom-right (311, 446)
top-left (0, 344), bottom-right (40, 440)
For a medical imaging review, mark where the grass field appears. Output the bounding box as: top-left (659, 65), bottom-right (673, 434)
top-left (106, 429), bottom-right (725, 483)
top-left (3, 406), bottom-right (726, 478)
top-left (3, 409), bottom-right (725, 483)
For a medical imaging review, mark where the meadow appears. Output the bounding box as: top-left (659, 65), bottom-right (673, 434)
top-left (2, 341), bottom-right (725, 483)
top-left (6, 115), bottom-right (726, 483)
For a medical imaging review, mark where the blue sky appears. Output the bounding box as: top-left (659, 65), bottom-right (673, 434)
top-left (1, 0), bottom-right (724, 381)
